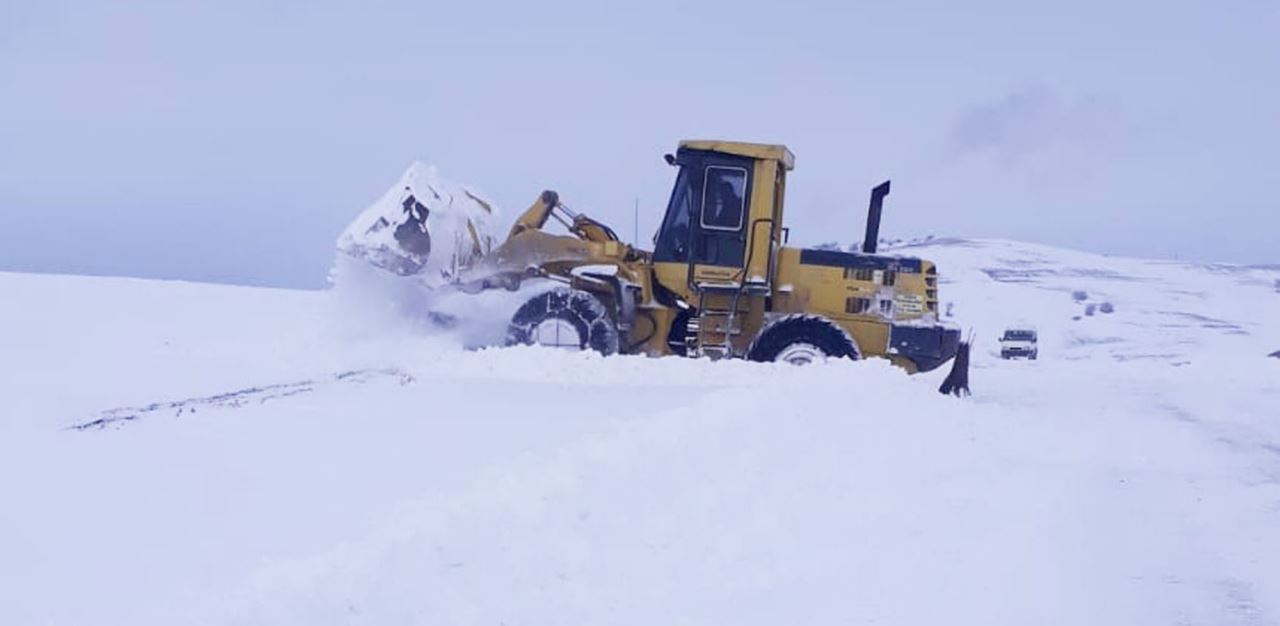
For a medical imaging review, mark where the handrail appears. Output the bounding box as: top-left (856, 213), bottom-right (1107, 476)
top-left (687, 217), bottom-right (774, 292)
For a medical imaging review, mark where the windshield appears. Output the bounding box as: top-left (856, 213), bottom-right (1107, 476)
top-left (1002, 330), bottom-right (1037, 341)
top-left (653, 166), bottom-right (693, 262)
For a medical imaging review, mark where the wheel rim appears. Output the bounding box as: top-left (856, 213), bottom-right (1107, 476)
top-left (775, 342), bottom-right (825, 365)
top-left (530, 318), bottom-right (583, 350)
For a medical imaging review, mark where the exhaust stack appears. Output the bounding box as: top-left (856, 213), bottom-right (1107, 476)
top-left (862, 180), bottom-right (891, 254)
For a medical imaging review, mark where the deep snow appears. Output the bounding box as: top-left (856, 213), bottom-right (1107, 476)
top-left (1, 239), bottom-right (1278, 625)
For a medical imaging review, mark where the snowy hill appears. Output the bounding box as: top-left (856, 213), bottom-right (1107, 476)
top-left (893, 238), bottom-right (1280, 366)
top-left (1, 239), bottom-right (1278, 625)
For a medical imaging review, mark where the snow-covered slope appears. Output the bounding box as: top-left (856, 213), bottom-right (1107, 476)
top-left (1, 239), bottom-right (1278, 626)
top-left (893, 238), bottom-right (1280, 366)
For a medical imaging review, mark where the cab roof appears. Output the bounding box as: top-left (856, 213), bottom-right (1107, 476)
top-left (678, 140), bottom-right (795, 171)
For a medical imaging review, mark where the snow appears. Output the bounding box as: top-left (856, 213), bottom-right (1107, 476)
top-left (1, 238), bottom-right (1279, 625)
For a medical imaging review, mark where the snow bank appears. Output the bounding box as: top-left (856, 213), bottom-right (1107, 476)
top-left (197, 353), bottom-right (1280, 626)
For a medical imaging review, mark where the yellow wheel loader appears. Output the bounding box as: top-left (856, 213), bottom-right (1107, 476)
top-left (353, 140), bottom-right (969, 393)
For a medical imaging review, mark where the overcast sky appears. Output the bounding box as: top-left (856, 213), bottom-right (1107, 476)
top-left (2, 0), bottom-right (1277, 287)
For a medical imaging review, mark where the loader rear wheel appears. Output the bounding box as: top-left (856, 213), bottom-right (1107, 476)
top-left (507, 288), bottom-right (620, 355)
top-left (747, 315), bottom-right (859, 365)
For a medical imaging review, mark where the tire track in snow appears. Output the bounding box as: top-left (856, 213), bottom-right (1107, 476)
top-left (70, 368), bottom-right (415, 431)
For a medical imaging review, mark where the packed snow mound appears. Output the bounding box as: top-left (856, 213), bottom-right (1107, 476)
top-left (335, 162), bottom-right (501, 287)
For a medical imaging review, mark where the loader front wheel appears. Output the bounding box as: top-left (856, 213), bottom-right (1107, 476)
top-left (507, 288), bottom-right (620, 355)
top-left (747, 315), bottom-right (859, 365)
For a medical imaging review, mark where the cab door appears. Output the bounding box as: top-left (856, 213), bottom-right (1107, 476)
top-left (689, 154), bottom-right (751, 285)
top-left (651, 150), bottom-right (754, 298)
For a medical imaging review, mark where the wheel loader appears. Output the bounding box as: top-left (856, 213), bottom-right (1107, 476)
top-left (351, 140), bottom-right (968, 391)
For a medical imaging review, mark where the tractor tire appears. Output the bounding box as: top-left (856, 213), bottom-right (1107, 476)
top-left (506, 288), bottom-right (620, 355)
top-left (747, 315), bottom-right (859, 365)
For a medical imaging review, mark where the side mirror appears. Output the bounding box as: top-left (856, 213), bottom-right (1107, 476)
top-left (663, 153), bottom-right (676, 166)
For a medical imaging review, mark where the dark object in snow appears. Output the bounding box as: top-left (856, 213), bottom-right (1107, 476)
top-left (939, 341), bottom-right (971, 397)
top-left (426, 311), bottom-right (458, 328)
top-left (72, 368), bottom-right (415, 430)
top-left (1085, 303), bottom-right (1097, 316)
top-left (1072, 290), bottom-right (1088, 302)
top-left (1269, 350), bottom-right (1280, 359)
top-left (393, 192), bottom-right (432, 259)
top-left (1099, 302), bottom-right (1115, 314)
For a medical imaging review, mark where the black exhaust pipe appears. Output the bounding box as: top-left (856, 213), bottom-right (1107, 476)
top-left (862, 180), bottom-right (891, 254)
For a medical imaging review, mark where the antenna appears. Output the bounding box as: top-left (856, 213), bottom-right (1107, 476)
top-left (634, 197), bottom-right (639, 246)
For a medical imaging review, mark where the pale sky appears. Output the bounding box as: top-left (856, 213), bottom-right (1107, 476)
top-left (2, 0), bottom-right (1277, 287)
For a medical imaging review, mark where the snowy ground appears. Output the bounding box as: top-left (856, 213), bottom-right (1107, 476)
top-left (1, 239), bottom-right (1278, 625)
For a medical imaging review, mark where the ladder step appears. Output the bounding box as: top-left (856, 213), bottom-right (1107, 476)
top-left (695, 281), bottom-right (742, 291)
top-left (699, 345), bottom-right (732, 358)
top-left (701, 322), bottom-right (741, 334)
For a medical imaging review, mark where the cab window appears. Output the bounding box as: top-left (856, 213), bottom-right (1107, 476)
top-left (653, 166), bottom-right (694, 262)
top-left (700, 166), bottom-right (747, 231)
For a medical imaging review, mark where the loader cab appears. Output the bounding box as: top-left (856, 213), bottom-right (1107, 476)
top-left (652, 140), bottom-right (793, 300)
top-left (653, 150), bottom-right (750, 267)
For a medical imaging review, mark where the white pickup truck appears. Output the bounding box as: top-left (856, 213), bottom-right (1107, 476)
top-left (999, 327), bottom-right (1039, 360)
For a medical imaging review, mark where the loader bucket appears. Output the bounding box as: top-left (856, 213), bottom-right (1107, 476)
top-left (336, 162), bottom-right (499, 287)
top-left (938, 341), bottom-right (971, 397)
